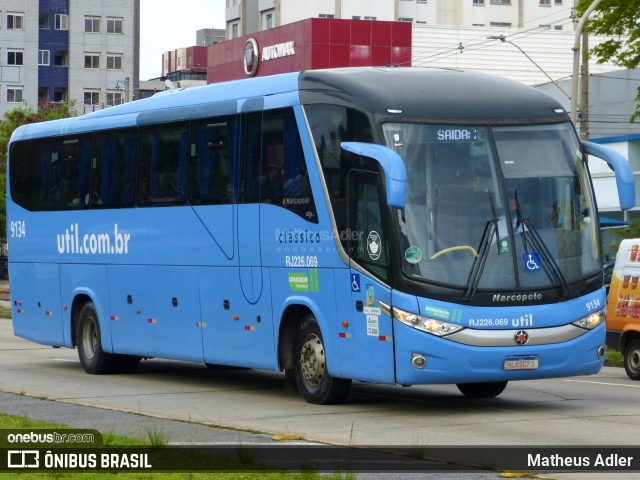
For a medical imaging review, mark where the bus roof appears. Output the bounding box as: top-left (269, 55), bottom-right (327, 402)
top-left (10, 67), bottom-right (569, 143)
top-left (299, 67), bottom-right (569, 125)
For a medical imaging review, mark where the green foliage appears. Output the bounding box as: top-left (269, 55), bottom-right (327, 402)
top-left (0, 100), bottom-right (75, 239)
top-left (577, 0), bottom-right (640, 121)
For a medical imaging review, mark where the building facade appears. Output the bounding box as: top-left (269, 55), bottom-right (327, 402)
top-left (0, 0), bottom-right (139, 116)
top-left (207, 18), bottom-right (411, 83)
top-left (225, 0), bottom-right (573, 38)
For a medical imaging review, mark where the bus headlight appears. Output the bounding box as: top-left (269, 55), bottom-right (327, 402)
top-left (571, 308), bottom-right (605, 330)
top-left (381, 302), bottom-right (464, 337)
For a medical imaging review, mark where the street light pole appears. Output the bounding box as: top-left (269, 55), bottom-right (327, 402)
top-left (570, 0), bottom-right (602, 125)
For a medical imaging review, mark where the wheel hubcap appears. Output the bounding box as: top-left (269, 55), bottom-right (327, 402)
top-left (299, 333), bottom-right (325, 386)
top-left (82, 318), bottom-right (97, 360)
top-left (630, 348), bottom-right (640, 373)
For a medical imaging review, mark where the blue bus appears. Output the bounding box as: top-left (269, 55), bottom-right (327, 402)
top-left (7, 67), bottom-right (635, 404)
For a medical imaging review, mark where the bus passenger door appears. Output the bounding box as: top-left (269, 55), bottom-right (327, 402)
top-left (345, 171), bottom-right (395, 383)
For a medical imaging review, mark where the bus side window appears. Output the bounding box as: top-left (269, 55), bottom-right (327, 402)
top-left (9, 139), bottom-right (50, 211)
top-left (92, 128), bottom-right (137, 208)
top-left (347, 170), bottom-right (389, 281)
top-left (49, 135), bottom-right (91, 210)
top-left (241, 111), bottom-right (262, 204)
top-left (189, 116), bottom-right (234, 205)
top-left (138, 122), bottom-right (188, 206)
top-left (261, 108), bottom-right (318, 223)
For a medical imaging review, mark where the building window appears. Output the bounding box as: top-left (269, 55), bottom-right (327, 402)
top-left (107, 17), bottom-right (123, 34)
top-left (539, 0), bottom-right (551, 6)
top-left (39, 13), bottom-right (50, 29)
top-left (7, 50), bottom-right (24, 66)
top-left (54, 51), bottom-right (69, 67)
top-left (417, 0), bottom-right (428, 3)
top-left (490, 21), bottom-right (512, 27)
top-left (490, 0), bottom-right (511, 4)
top-left (473, 0), bottom-right (485, 4)
top-left (38, 87), bottom-right (50, 101)
top-left (7, 87), bottom-right (23, 103)
top-left (106, 90), bottom-right (124, 106)
top-left (231, 23), bottom-right (239, 38)
top-left (555, 0), bottom-right (563, 4)
top-left (84, 54), bottom-right (100, 69)
top-left (539, 24), bottom-right (551, 29)
top-left (7, 13), bottom-right (25, 30)
top-left (85, 16), bottom-right (100, 33)
top-left (107, 54), bottom-right (122, 70)
top-left (55, 14), bottom-right (69, 30)
top-left (84, 90), bottom-right (100, 106)
top-left (554, 25), bottom-right (563, 30)
top-left (352, 16), bottom-right (361, 20)
top-left (39, 50), bottom-right (50, 66)
top-left (265, 13), bottom-right (273, 29)
top-left (399, 17), bottom-right (413, 22)
top-left (54, 88), bottom-right (68, 102)
top-left (364, 16), bottom-right (377, 20)
top-left (319, 14), bottom-right (335, 19)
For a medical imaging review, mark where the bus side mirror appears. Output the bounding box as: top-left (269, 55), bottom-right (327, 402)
top-left (340, 142), bottom-right (407, 209)
top-left (582, 141), bottom-right (636, 211)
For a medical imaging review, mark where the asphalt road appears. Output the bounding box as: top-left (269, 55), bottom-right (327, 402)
top-left (2, 317), bottom-right (640, 479)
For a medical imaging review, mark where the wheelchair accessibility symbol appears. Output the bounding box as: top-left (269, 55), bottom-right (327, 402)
top-left (523, 252), bottom-right (542, 272)
top-left (351, 273), bottom-right (361, 292)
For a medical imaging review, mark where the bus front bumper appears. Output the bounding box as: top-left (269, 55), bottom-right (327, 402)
top-left (394, 320), bottom-right (606, 386)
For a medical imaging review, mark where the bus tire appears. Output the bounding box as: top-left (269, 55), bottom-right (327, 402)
top-left (293, 315), bottom-right (351, 404)
top-left (76, 302), bottom-right (118, 374)
top-left (456, 381), bottom-right (508, 398)
top-left (624, 339), bottom-right (640, 380)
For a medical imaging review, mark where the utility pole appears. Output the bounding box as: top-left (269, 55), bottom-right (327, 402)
top-left (580, 31), bottom-right (589, 140)
top-left (125, 77), bottom-right (130, 103)
top-left (570, 0), bottom-right (602, 124)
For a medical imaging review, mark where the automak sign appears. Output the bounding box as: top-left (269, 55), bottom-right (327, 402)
top-left (262, 40), bottom-right (295, 61)
top-left (243, 38), bottom-right (296, 76)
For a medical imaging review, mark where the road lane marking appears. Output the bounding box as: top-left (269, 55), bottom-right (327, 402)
top-left (563, 379), bottom-right (640, 388)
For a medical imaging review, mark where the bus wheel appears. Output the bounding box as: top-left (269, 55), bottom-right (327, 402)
top-left (456, 381), bottom-right (508, 398)
top-left (624, 339), bottom-right (640, 380)
top-left (76, 302), bottom-right (118, 374)
top-left (294, 315), bottom-right (351, 404)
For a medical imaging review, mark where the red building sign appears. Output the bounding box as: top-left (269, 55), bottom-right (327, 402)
top-left (207, 18), bottom-right (412, 83)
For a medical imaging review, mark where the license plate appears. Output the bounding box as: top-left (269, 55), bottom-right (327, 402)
top-left (504, 354), bottom-right (539, 370)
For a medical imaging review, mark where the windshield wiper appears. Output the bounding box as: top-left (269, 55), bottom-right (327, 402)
top-left (514, 191), bottom-right (571, 299)
top-left (463, 191), bottom-right (499, 302)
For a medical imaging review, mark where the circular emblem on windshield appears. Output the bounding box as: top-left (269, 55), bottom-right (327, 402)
top-left (514, 330), bottom-right (529, 345)
top-left (243, 38), bottom-right (259, 77)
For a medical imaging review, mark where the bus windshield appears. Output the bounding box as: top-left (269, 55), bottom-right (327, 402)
top-left (382, 122), bottom-right (600, 291)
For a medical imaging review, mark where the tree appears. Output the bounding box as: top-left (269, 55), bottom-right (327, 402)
top-left (577, 0), bottom-right (640, 121)
top-left (0, 100), bottom-right (75, 239)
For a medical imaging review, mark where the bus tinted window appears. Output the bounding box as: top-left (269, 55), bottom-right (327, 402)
top-left (242, 108), bottom-right (317, 222)
top-left (92, 129), bottom-right (137, 208)
top-left (241, 111), bottom-right (262, 204)
top-left (49, 135), bottom-right (91, 210)
top-left (9, 139), bottom-right (50, 211)
top-left (189, 116), bottom-right (235, 205)
top-left (138, 122), bottom-right (189, 205)
top-left (262, 109), bottom-right (316, 222)
top-left (306, 105), bottom-right (375, 244)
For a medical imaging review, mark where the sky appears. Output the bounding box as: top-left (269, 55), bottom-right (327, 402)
top-left (139, 0), bottom-right (226, 80)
